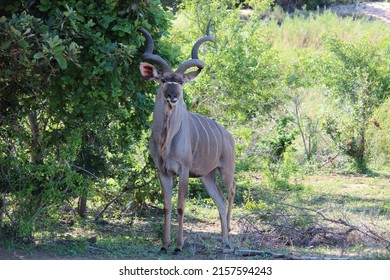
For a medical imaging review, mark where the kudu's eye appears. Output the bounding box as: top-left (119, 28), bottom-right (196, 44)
top-left (161, 78), bottom-right (166, 84)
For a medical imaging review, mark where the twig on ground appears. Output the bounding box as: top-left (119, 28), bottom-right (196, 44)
top-left (238, 202), bottom-right (390, 255)
top-left (218, 248), bottom-right (351, 260)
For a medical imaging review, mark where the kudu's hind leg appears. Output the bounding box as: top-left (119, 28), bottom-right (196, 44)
top-left (220, 168), bottom-right (235, 232)
top-left (201, 171), bottom-right (229, 246)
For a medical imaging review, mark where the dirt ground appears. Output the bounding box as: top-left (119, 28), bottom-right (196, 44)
top-left (328, 2), bottom-right (390, 24)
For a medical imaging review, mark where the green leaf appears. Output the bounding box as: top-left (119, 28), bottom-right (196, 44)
top-left (85, 19), bottom-right (95, 28)
top-left (18, 40), bottom-right (29, 48)
top-left (1, 40), bottom-right (12, 50)
top-left (112, 23), bottom-right (131, 34)
top-left (33, 52), bottom-right (45, 59)
top-left (100, 16), bottom-right (115, 29)
top-left (103, 62), bottom-right (113, 72)
top-left (53, 45), bottom-right (65, 55)
top-left (55, 55), bottom-right (67, 69)
top-left (38, 0), bottom-right (51, 12)
top-left (10, 26), bottom-right (21, 36)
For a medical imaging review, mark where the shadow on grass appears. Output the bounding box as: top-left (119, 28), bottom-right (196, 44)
top-left (0, 207), bottom-right (243, 260)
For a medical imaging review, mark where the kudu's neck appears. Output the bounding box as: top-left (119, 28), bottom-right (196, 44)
top-left (153, 87), bottom-right (187, 162)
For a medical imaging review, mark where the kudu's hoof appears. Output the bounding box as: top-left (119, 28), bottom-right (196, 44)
top-left (173, 248), bottom-right (182, 255)
top-left (159, 247), bottom-right (168, 254)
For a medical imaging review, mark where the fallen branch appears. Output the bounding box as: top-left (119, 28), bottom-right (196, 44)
top-left (94, 191), bottom-right (125, 221)
top-left (234, 249), bottom-right (288, 259)
top-left (94, 164), bottom-right (158, 221)
top-left (319, 152), bottom-right (341, 168)
top-left (283, 203), bottom-right (390, 247)
top-left (219, 248), bottom-right (351, 260)
top-left (238, 201), bottom-right (390, 256)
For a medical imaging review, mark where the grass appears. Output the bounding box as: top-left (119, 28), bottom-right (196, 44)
top-left (266, 8), bottom-right (389, 61)
top-left (1, 170), bottom-right (389, 260)
top-left (268, 172), bottom-right (390, 259)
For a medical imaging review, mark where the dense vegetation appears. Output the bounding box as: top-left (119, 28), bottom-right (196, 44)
top-left (0, 0), bottom-right (172, 241)
top-left (1, 0), bottom-right (389, 258)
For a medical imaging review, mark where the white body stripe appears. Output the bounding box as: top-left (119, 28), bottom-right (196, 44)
top-left (193, 113), bottom-right (210, 155)
top-left (189, 115), bottom-right (200, 155)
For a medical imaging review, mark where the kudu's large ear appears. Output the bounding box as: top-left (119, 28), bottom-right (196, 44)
top-left (183, 69), bottom-right (202, 82)
top-left (139, 62), bottom-right (160, 81)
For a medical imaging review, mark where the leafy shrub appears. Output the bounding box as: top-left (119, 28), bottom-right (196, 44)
top-left (169, 0), bottom-right (285, 177)
top-left (314, 35), bottom-right (390, 172)
top-left (367, 98), bottom-right (390, 166)
top-left (0, 0), bottom-right (173, 241)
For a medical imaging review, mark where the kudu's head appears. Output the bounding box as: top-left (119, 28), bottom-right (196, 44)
top-left (139, 23), bottom-right (214, 109)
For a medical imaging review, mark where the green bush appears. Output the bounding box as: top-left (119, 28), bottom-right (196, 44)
top-left (367, 98), bottom-right (390, 166)
top-left (313, 35), bottom-right (390, 172)
top-left (0, 0), bottom-right (173, 241)
top-left (169, 0), bottom-right (285, 172)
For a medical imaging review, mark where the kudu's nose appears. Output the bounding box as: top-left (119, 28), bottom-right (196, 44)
top-left (166, 87), bottom-right (178, 106)
top-left (166, 97), bottom-right (178, 107)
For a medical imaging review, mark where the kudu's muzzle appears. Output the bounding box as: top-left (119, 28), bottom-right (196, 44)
top-left (165, 82), bottom-right (180, 106)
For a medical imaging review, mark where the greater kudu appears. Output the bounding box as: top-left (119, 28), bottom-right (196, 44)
top-left (139, 23), bottom-right (236, 254)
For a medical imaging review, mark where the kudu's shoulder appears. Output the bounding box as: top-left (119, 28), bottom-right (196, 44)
top-left (188, 112), bottom-right (219, 127)
top-left (187, 112), bottom-right (233, 139)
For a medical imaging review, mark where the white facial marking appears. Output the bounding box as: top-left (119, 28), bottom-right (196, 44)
top-left (166, 97), bottom-right (178, 106)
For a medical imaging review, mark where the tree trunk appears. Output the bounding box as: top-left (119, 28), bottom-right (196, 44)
top-left (28, 111), bottom-right (42, 164)
top-left (292, 92), bottom-right (311, 161)
top-left (0, 195), bottom-right (4, 228)
top-left (78, 196), bottom-right (87, 219)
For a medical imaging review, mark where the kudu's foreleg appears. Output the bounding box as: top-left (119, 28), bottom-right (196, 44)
top-left (175, 169), bottom-right (189, 254)
top-left (159, 173), bottom-right (173, 254)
